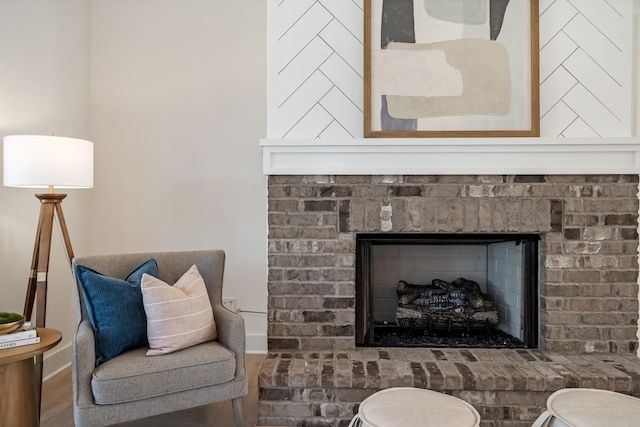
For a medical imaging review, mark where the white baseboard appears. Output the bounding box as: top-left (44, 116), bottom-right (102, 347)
top-left (43, 342), bottom-right (72, 381)
top-left (246, 333), bottom-right (267, 354)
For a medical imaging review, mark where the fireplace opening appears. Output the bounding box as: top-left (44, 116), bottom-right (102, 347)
top-left (356, 233), bottom-right (540, 349)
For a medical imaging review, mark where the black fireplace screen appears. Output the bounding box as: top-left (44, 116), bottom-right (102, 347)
top-left (356, 233), bottom-right (540, 349)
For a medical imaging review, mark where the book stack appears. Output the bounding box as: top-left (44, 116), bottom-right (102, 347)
top-left (0, 323), bottom-right (39, 349)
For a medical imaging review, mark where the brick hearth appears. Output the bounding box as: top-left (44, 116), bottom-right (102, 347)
top-left (259, 348), bottom-right (640, 427)
top-left (262, 174), bottom-right (640, 426)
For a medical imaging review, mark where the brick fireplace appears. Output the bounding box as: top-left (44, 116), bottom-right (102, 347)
top-left (260, 173), bottom-right (640, 427)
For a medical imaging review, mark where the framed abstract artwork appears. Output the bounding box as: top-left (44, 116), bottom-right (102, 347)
top-left (364, 0), bottom-right (540, 138)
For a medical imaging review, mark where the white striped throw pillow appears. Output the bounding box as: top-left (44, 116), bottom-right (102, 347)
top-left (141, 264), bottom-right (217, 356)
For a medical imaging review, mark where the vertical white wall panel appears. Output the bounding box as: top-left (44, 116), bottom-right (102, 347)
top-left (635, 4), bottom-right (639, 136)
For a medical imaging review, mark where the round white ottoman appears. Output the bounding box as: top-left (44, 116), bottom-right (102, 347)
top-left (348, 387), bottom-right (480, 427)
top-left (533, 388), bottom-right (640, 427)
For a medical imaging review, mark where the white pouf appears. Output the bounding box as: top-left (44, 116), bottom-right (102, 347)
top-left (531, 410), bottom-right (570, 427)
top-left (546, 388), bottom-right (640, 427)
top-left (349, 387), bottom-right (480, 427)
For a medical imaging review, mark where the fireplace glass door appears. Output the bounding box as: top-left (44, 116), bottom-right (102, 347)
top-left (356, 233), bottom-right (540, 349)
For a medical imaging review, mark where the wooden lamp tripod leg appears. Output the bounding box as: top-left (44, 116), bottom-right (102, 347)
top-left (23, 209), bottom-right (43, 322)
top-left (55, 201), bottom-right (75, 264)
top-left (22, 194), bottom-right (73, 325)
top-left (21, 194), bottom-right (74, 418)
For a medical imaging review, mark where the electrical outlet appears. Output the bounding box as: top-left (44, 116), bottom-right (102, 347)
top-left (222, 297), bottom-right (236, 312)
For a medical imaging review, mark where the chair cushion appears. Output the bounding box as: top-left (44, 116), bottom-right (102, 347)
top-left (91, 340), bottom-right (236, 405)
top-left (141, 264), bottom-right (217, 356)
top-left (75, 259), bottom-right (159, 365)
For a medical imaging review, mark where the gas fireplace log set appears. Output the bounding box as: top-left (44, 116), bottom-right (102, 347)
top-left (396, 278), bottom-right (499, 331)
top-left (356, 233), bottom-right (541, 349)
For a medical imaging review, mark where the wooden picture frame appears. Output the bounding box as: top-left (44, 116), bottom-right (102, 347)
top-left (364, 0), bottom-right (540, 138)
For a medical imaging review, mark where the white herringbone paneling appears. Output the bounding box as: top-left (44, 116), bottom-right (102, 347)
top-left (562, 117), bottom-right (599, 137)
top-left (319, 0), bottom-right (364, 44)
top-left (319, 18), bottom-right (363, 77)
top-left (564, 14), bottom-right (625, 83)
top-left (563, 49), bottom-right (624, 118)
top-left (273, 0), bottom-right (315, 39)
top-left (539, 31), bottom-right (577, 82)
top-left (275, 2), bottom-right (332, 72)
top-left (539, 0), bottom-right (633, 137)
top-left (285, 105), bottom-right (334, 140)
top-left (276, 37), bottom-right (333, 107)
top-left (564, 84), bottom-right (625, 136)
top-left (540, 67), bottom-right (577, 117)
top-left (274, 71), bottom-right (334, 138)
top-left (539, 0), bottom-right (579, 47)
top-left (540, 101), bottom-right (578, 136)
top-left (319, 54), bottom-right (363, 111)
top-left (320, 87), bottom-right (362, 137)
top-left (570, 0), bottom-right (626, 47)
top-left (268, 0), bottom-right (636, 139)
top-left (268, 0), bottom-right (363, 139)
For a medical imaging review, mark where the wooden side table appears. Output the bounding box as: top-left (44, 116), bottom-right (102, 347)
top-left (0, 328), bottom-right (62, 427)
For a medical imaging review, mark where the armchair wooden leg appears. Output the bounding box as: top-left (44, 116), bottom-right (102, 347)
top-left (231, 397), bottom-right (244, 427)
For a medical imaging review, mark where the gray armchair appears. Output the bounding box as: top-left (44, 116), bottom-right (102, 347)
top-left (71, 250), bottom-right (247, 427)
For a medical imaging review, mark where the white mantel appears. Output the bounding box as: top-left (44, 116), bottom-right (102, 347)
top-left (261, 138), bottom-right (640, 175)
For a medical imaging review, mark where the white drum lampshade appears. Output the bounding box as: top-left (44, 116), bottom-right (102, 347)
top-left (3, 135), bottom-right (93, 189)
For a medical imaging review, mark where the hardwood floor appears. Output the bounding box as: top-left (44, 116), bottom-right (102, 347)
top-left (41, 354), bottom-right (266, 427)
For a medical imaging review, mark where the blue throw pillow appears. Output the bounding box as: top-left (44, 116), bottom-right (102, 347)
top-left (75, 259), bottom-right (159, 365)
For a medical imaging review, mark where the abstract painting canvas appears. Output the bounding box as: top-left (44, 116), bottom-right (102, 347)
top-left (365, 0), bottom-right (540, 137)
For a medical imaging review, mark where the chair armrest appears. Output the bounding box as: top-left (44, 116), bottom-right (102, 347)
top-left (72, 319), bottom-right (97, 407)
top-left (213, 305), bottom-right (246, 378)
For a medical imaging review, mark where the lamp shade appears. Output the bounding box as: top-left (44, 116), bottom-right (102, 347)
top-left (3, 135), bottom-right (93, 189)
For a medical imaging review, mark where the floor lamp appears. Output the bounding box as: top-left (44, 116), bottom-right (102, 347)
top-left (3, 134), bottom-right (93, 411)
